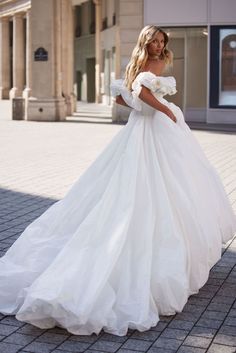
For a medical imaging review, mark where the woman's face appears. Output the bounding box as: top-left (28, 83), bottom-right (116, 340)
top-left (147, 31), bottom-right (165, 58)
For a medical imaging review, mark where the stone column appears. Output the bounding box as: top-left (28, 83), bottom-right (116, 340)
top-left (61, 1), bottom-right (75, 116)
top-left (26, 0), bottom-right (65, 121)
top-left (94, 0), bottom-right (102, 103)
top-left (0, 17), bottom-right (10, 99)
top-left (23, 10), bottom-right (32, 99)
top-left (68, 3), bottom-right (76, 114)
top-left (10, 13), bottom-right (25, 98)
top-left (55, 0), bottom-right (62, 99)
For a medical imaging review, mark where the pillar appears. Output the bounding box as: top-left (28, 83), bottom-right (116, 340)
top-left (94, 0), bottom-right (102, 103)
top-left (23, 10), bottom-right (32, 100)
top-left (26, 0), bottom-right (65, 121)
top-left (10, 13), bottom-right (25, 98)
top-left (61, 0), bottom-right (75, 116)
top-left (0, 17), bottom-right (10, 99)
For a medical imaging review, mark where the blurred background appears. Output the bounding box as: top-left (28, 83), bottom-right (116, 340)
top-left (0, 0), bottom-right (235, 126)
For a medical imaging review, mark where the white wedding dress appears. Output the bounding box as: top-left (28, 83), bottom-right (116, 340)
top-left (0, 72), bottom-right (235, 336)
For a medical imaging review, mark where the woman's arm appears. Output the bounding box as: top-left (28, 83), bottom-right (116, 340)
top-left (115, 95), bottom-right (131, 108)
top-left (139, 86), bottom-right (177, 123)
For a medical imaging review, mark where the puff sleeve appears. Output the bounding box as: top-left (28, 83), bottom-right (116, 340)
top-left (110, 79), bottom-right (142, 111)
top-left (131, 71), bottom-right (177, 97)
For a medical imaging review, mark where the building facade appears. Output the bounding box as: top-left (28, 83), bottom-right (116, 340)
top-left (0, 0), bottom-right (235, 124)
top-left (0, 0), bottom-right (74, 121)
top-left (144, 0), bottom-right (236, 125)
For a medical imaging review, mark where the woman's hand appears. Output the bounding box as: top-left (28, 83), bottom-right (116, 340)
top-left (166, 109), bottom-right (177, 123)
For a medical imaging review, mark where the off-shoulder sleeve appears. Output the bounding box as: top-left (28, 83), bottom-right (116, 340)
top-left (110, 79), bottom-right (142, 111)
top-left (131, 71), bottom-right (177, 97)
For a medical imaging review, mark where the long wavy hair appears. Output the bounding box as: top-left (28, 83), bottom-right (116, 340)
top-left (124, 25), bottom-right (173, 90)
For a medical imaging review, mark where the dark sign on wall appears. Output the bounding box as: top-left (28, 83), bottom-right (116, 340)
top-left (34, 47), bottom-right (48, 61)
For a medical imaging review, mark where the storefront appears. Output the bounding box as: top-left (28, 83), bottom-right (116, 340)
top-left (144, 0), bottom-right (236, 125)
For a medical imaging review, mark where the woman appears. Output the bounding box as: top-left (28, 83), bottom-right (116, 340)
top-left (0, 25), bottom-right (235, 337)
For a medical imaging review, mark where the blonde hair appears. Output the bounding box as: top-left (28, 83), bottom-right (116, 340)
top-left (124, 25), bottom-right (173, 90)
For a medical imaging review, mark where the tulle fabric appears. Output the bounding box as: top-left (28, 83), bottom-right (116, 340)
top-left (0, 72), bottom-right (235, 336)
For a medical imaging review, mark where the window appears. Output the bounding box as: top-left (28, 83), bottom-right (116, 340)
top-left (163, 27), bottom-right (207, 121)
top-left (210, 26), bottom-right (236, 108)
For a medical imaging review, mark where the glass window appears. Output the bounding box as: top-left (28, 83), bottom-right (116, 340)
top-left (163, 27), bottom-right (207, 121)
top-left (210, 26), bottom-right (236, 108)
top-left (219, 29), bottom-right (236, 106)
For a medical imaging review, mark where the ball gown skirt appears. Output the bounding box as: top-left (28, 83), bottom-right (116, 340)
top-left (0, 72), bottom-right (235, 336)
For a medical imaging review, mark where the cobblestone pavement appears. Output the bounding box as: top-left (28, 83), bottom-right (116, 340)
top-left (0, 114), bottom-right (236, 353)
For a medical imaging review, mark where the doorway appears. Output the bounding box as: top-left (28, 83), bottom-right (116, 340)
top-left (86, 57), bottom-right (95, 103)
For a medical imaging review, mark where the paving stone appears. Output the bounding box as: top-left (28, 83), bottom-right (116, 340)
top-left (121, 338), bottom-right (152, 351)
top-left (190, 326), bottom-right (217, 339)
top-left (200, 284), bottom-right (219, 293)
top-left (207, 278), bottom-right (225, 286)
top-left (51, 350), bottom-right (75, 353)
top-left (152, 337), bottom-right (182, 350)
top-left (228, 309), bottom-right (236, 317)
top-left (217, 287), bottom-right (236, 298)
top-left (23, 341), bottom-right (58, 353)
top-left (0, 342), bottom-right (21, 353)
top-left (147, 348), bottom-right (176, 353)
top-left (175, 312), bottom-right (201, 322)
top-left (130, 330), bottom-right (161, 341)
top-left (182, 335), bottom-right (212, 349)
top-left (212, 296), bottom-right (235, 305)
top-left (159, 328), bottom-right (189, 340)
top-left (16, 324), bottom-right (46, 336)
top-left (207, 303), bottom-right (231, 313)
top-left (177, 347), bottom-right (207, 353)
top-left (168, 319), bottom-right (195, 331)
top-left (182, 304), bottom-right (205, 315)
top-left (209, 272), bottom-right (228, 280)
top-left (219, 325), bottom-right (236, 336)
top-left (207, 343), bottom-right (236, 352)
top-left (195, 318), bottom-right (223, 329)
top-left (89, 339), bottom-right (123, 352)
top-left (0, 323), bottom-right (19, 336)
top-left (151, 322), bottom-right (168, 332)
top-left (3, 333), bottom-right (35, 345)
top-left (226, 277), bottom-right (236, 284)
top-left (188, 297), bottom-right (211, 307)
top-left (201, 310), bottom-right (227, 321)
top-left (35, 332), bottom-right (68, 344)
top-left (117, 350), bottom-right (147, 353)
top-left (224, 317), bottom-right (236, 327)
top-left (54, 339), bottom-right (91, 352)
top-left (193, 290), bottom-right (215, 299)
top-left (213, 333), bottom-right (236, 346)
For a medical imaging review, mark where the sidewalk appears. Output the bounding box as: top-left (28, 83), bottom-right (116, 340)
top-left (0, 112), bottom-right (235, 353)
